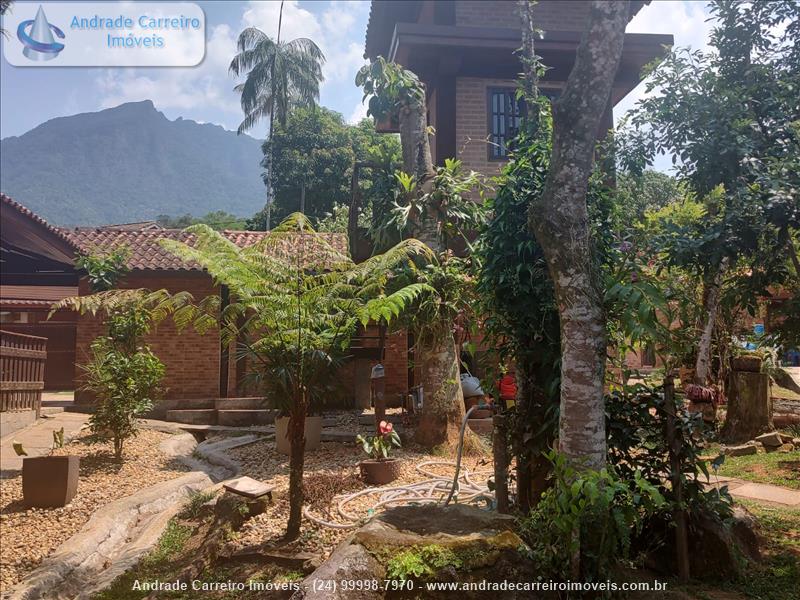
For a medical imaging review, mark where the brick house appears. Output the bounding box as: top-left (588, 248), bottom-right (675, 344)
top-left (364, 1), bottom-right (671, 173)
top-left (2, 196), bottom-right (412, 419)
top-left (365, 1), bottom-right (672, 374)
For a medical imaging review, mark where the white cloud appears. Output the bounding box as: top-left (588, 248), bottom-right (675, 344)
top-left (92, 1), bottom-right (370, 128)
top-left (239, 0), bottom-right (368, 88)
top-left (347, 99), bottom-right (368, 124)
top-left (95, 23), bottom-right (240, 122)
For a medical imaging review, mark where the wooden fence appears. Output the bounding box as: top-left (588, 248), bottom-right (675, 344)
top-left (1, 330), bottom-right (47, 416)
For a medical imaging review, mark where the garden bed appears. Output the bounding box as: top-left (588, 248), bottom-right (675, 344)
top-left (0, 429), bottom-right (189, 590)
top-left (226, 436), bottom-right (492, 561)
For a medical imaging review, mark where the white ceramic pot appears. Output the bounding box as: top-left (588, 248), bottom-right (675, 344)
top-left (275, 415), bottom-right (322, 455)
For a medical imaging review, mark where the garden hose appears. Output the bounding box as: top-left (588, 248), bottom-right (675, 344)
top-left (303, 404), bottom-right (495, 530)
top-left (444, 403), bottom-right (485, 506)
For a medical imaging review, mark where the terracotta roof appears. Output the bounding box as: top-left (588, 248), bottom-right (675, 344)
top-left (0, 285), bottom-right (79, 307)
top-left (98, 221), bottom-right (163, 231)
top-left (61, 228), bottom-right (349, 272)
top-left (0, 194), bottom-right (79, 251)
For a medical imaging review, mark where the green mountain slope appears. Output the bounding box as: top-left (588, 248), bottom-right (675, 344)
top-left (0, 100), bottom-right (264, 226)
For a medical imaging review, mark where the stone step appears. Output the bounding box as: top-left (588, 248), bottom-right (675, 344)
top-left (357, 413), bottom-right (404, 426)
top-left (40, 406), bottom-right (65, 416)
top-left (166, 409), bottom-right (217, 425)
top-left (217, 409), bottom-right (277, 427)
top-left (321, 430), bottom-right (358, 443)
top-left (214, 397), bottom-right (269, 410)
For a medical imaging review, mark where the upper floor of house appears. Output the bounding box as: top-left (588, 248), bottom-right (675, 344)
top-left (364, 1), bottom-right (673, 175)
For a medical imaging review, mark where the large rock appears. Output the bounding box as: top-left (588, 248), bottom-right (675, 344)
top-left (754, 431), bottom-right (783, 447)
top-left (723, 444), bottom-right (758, 457)
top-left (644, 506), bottom-right (761, 579)
top-left (293, 505), bottom-right (536, 599)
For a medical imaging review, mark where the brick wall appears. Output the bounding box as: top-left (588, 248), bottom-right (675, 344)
top-left (455, 0), bottom-right (591, 31)
top-left (74, 272), bottom-right (222, 404)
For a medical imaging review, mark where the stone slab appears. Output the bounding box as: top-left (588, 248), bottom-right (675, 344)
top-left (728, 482), bottom-right (800, 506)
top-left (0, 412), bottom-right (89, 474)
top-left (223, 476), bottom-right (275, 499)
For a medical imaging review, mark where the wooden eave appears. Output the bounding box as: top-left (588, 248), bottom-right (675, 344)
top-left (389, 23), bottom-right (673, 105)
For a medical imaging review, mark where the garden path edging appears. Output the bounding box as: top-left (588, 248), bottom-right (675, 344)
top-left (6, 430), bottom-right (263, 600)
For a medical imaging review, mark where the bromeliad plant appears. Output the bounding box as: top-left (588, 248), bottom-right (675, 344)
top-left (161, 213), bottom-right (433, 539)
top-left (357, 421), bottom-right (401, 460)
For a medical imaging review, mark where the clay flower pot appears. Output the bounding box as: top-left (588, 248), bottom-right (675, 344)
top-left (275, 416), bottom-right (323, 455)
top-left (359, 458), bottom-right (400, 485)
top-left (22, 456), bottom-right (79, 508)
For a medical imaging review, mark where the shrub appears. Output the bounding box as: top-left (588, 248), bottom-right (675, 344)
top-left (518, 451), bottom-right (665, 585)
top-left (605, 383), bottom-right (733, 519)
top-left (83, 331), bottom-right (164, 459)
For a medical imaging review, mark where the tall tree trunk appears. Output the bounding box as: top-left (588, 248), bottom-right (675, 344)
top-left (300, 180), bottom-right (306, 214)
top-left (526, 0), bottom-right (629, 470)
top-left (285, 393), bottom-right (306, 539)
top-left (397, 92), bottom-right (469, 450)
top-left (694, 257), bottom-right (729, 385)
top-left (263, 0), bottom-right (284, 231)
top-left (398, 101), bottom-right (434, 187)
top-left (415, 334), bottom-right (466, 449)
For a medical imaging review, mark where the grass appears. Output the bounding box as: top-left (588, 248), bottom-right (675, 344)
top-left (177, 489), bottom-right (217, 520)
top-left (727, 501), bottom-right (800, 599)
top-left (703, 444), bottom-right (800, 490)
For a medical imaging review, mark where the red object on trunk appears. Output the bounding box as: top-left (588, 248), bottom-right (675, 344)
top-left (498, 374), bottom-right (517, 401)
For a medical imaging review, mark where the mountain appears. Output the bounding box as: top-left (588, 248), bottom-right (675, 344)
top-left (0, 101), bottom-right (265, 226)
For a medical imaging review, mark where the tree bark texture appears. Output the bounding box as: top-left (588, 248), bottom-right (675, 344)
top-left (397, 89), bottom-right (468, 450)
top-left (285, 395), bottom-right (306, 539)
top-left (414, 334), bottom-right (467, 449)
top-left (720, 370), bottom-right (772, 443)
top-left (398, 99), bottom-right (440, 252)
top-left (398, 101), bottom-right (434, 184)
top-left (694, 258), bottom-right (729, 385)
top-left (526, 1), bottom-right (629, 470)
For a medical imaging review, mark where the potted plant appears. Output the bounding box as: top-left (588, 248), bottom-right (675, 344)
top-left (16, 428), bottom-right (80, 508)
top-left (357, 421), bottom-right (402, 485)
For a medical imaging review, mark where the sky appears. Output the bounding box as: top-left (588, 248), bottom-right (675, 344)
top-left (1, 0), bottom-right (715, 160)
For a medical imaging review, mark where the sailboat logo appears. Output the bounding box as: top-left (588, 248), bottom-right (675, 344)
top-left (17, 5), bottom-right (65, 61)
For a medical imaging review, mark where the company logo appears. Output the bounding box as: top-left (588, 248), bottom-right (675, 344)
top-left (17, 5), bottom-right (65, 61)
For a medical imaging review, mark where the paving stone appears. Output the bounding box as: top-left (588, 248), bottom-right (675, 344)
top-left (727, 482), bottom-right (800, 506)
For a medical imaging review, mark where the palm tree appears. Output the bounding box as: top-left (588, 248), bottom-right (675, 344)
top-left (230, 1), bottom-right (325, 231)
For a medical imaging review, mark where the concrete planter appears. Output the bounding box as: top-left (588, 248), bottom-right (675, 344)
top-left (359, 458), bottom-right (400, 485)
top-left (275, 416), bottom-right (322, 455)
top-left (22, 456), bottom-right (79, 508)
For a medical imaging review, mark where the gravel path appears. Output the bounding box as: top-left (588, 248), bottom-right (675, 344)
top-left (0, 429), bottom-right (189, 590)
top-left (226, 437), bottom-right (492, 561)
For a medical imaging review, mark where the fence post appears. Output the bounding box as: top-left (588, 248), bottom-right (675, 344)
top-left (493, 412), bottom-right (510, 513)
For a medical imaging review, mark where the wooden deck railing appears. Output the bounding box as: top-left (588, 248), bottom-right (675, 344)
top-left (1, 330), bottom-right (47, 416)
